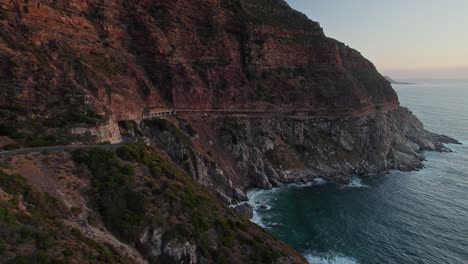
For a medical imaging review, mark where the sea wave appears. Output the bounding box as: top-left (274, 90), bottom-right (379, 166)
top-left (251, 208), bottom-right (266, 228)
top-left (341, 177), bottom-right (369, 189)
top-left (247, 189), bottom-right (275, 227)
top-left (247, 178), bottom-right (330, 227)
top-left (289, 178), bottom-right (329, 188)
top-left (304, 252), bottom-right (359, 264)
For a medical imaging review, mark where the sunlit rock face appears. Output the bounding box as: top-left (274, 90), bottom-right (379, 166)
top-left (124, 0), bottom-right (399, 113)
top-left (0, 0), bottom-right (452, 199)
top-left (0, 0), bottom-right (397, 122)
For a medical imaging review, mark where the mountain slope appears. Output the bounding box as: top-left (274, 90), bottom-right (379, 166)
top-left (0, 0), bottom-right (397, 123)
top-left (0, 144), bottom-right (306, 263)
top-left (0, 0), bottom-right (458, 263)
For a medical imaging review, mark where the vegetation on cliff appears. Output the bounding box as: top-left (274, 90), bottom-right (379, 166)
top-left (71, 143), bottom-right (305, 263)
top-left (0, 171), bottom-right (131, 263)
top-left (0, 1), bottom-right (452, 263)
top-left (0, 142), bottom-right (306, 263)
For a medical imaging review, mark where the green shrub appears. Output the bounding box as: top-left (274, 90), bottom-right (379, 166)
top-left (0, 207), bottom-right (7, 219)
top-left (220, 118), bottom-right (247, 145)
top-left (0, 122), bottom-right (77, 147)
top-left (72, 148), bottom-right (145, 240)
top-left (0, 173), bottom-right (29, 195)
top-left (0, 175), bottom-right (130, 262)
top-left (0, 10), bottom-right (6, 20)
top-left (116, 143), bottom-right (144, 162)
top-left (184, 122), bottom-right (197, 137)
top-left (0, 238), bottom-right (6, 254)
top-left (65, 105), bottom-right (104, 125)
top-left (0, 172), bottom-right (66, 218)
top-left (2, 143), bottom-right (20, 151)
top-left (255, 83), bottom-right (274, 102)
top-left (71, 144), bottom-right (285, 263)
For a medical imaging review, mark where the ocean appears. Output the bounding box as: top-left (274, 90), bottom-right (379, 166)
top-left (249, 80), bottom-right (468, 264)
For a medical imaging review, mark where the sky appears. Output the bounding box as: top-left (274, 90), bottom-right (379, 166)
top-left (285, 0), bottom-right (468, 79)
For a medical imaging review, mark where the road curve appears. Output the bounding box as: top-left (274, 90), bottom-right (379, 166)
top-left (0, 137), bottom-right (136, 157)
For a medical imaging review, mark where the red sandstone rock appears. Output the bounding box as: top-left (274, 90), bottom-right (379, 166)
top-left (0, 0), bottom-right (398, 123)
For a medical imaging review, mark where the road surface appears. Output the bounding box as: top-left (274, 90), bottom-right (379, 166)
top-left (0, 137), bottom-right (136, 157)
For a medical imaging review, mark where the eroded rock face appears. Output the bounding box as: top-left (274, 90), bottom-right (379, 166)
top-left (139, 227), bottom-right (198, 264)
top-left (1, 0), bottom-right (397, 124)
top-left (212, 107), bottom-right (456, 190)
top-left (139, 119), bottom-right (247, 203)
top-left (2, 1), bottom-right (443, 263)
top-left (71, 118), bottom-right (122, 143)
top-left (136, 107), bottom-right (457, 202)
top-left (124, 0), bottom-right (399, 113)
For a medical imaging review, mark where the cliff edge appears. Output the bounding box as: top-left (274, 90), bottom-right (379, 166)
top-left (0, 0), bottom-right (459, 263)
top-left (1, 0), bottom-right (397, 122)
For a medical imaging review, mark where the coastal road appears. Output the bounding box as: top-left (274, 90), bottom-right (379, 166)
top-left (153, 104), bottom-right (396, 120)
top-left (0, 136), bottom-right (136, 157)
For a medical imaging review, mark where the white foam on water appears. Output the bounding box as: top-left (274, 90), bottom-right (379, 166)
top-left (228, 201), bottom-right (248, 209)
top-left (313, 177), bottom-right (328, 185)
top-left (286, 178), bottom-right (329, 189)
top-left (304, 252), bottom-right (359, 264)
top-left (247, 178), bottom-right (332, 227)
top-left (250, 209), bottom-right (266, 228)
top-left (341, 177), bottom-right (370, 189)
top-left (247, 189), bottom-right (275, 228)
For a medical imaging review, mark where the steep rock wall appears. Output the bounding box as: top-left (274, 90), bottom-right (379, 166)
top-left (1, 0), bottom-right (397, 125)
top-left (135, 107), bottom-right (457, 203)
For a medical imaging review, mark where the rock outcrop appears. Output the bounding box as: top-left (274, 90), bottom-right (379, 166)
top-left (71, 118), bottom-right (122, 143)
top-left (1, 0), bottom-right (397, 123)
top-left (132, 107), bottom-right (457, 203)
top-left (0, 146), bottom-right (308, 263)
top-left (0, 0), bottom-right (460, 263)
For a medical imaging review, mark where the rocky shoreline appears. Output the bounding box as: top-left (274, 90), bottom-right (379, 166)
top-left (126, 106), bottom-right (459, 210)
top-left (0, 0), bottom-right (461, 262)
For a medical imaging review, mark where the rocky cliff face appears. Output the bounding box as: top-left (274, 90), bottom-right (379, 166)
top-left (0, 0), bottom-right (430, 196)
top-left (130, 107), bottom-right (457, 205)
top-left (0, 145), bottom-right (307, 263)
top-left (0, 0), bottom-right (459, 262)
top-left (118, 0), bottom-right (399, 113)
top-left (0, 0), bottom-right (397, 123)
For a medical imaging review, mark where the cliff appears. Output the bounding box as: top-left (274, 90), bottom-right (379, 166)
top-left (0, 145), bottom-right (306, 263)
top-left (384, 76), bottom-right (416, 85)
top-left (0, 0), bottom-right (459, 263)
top-left (130, 107), bottom-right (457, 205)
top-left (0, 0), bottom-right (397, 124)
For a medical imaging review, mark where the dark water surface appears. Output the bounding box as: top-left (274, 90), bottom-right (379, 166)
top-left (249, 81), bottom-right (468, 264)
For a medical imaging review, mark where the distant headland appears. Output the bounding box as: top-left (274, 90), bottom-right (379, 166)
top-left (385, 76), bottom-right (416, 85)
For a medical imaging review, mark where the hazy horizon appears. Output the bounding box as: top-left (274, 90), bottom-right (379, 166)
top-left (285, 0), bottom-right (468, 80)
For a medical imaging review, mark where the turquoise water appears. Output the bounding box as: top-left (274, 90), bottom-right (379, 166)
top-left (249, 81), bottom-right (468, 264)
